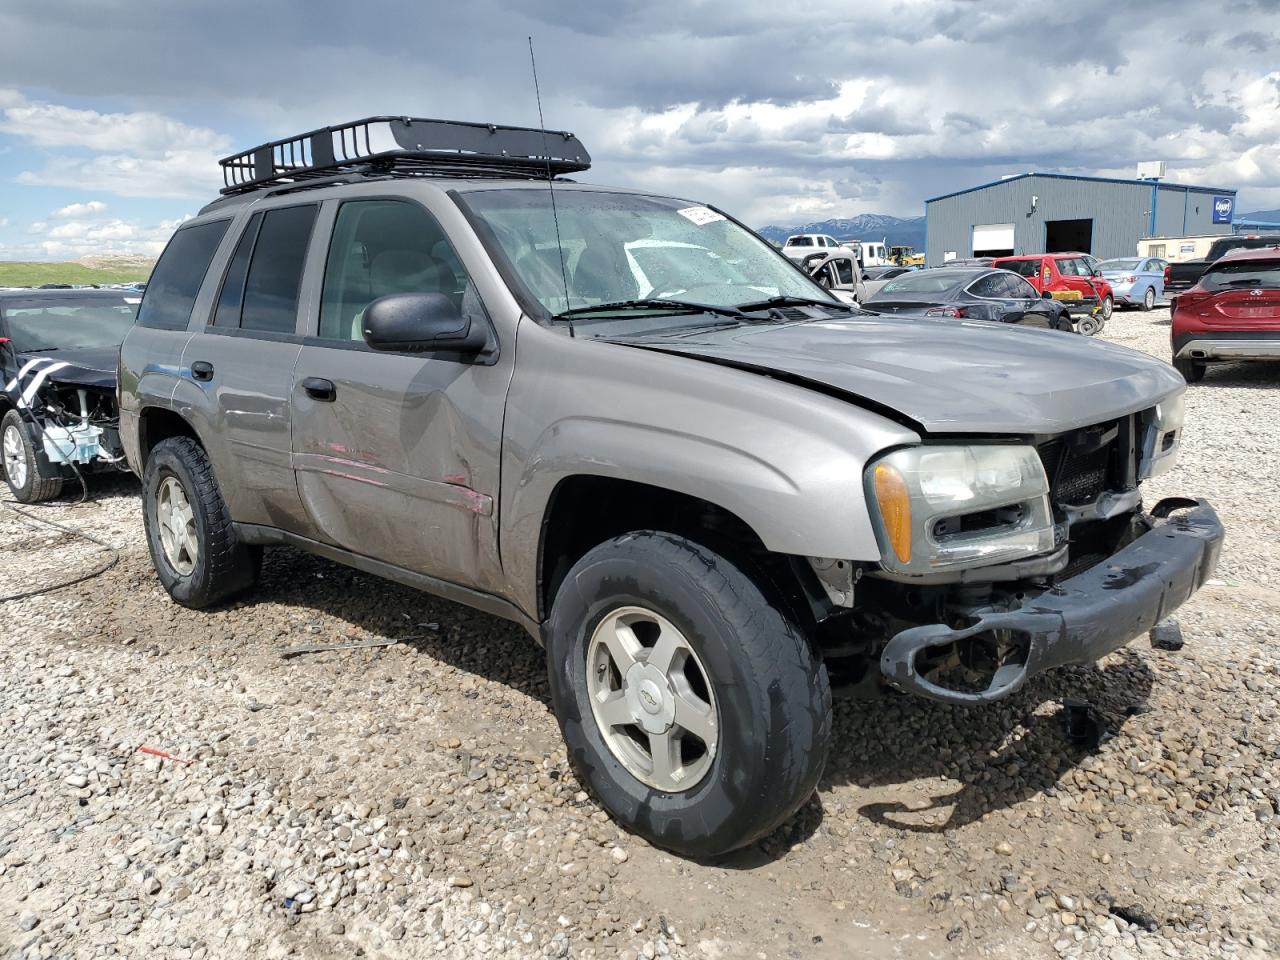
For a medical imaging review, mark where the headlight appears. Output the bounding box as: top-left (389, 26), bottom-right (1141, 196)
top-left (1140, 392), bottom-right (1183, 480)
top-left (865, 445), bottom-right (1055, 576)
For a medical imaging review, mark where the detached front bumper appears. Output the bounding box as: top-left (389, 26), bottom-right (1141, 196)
top-left (880, 499), bottom-right (1224, 705)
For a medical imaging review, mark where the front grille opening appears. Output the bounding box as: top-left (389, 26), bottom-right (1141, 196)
top-left (933, 503), bottom-right (1025, 540)
top-left (1037, 417), bottom-right (1134, 508)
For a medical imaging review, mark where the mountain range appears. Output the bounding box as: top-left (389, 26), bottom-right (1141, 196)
top-left (756, 214), bottom-right (927, 249)
top-left (1239, 209), bottom-right (1280, 223)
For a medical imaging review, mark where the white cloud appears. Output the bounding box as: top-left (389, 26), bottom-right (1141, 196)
top-left (0, 90), bottom-right (230, 199)
top-left (52, 200), bottom-right (107, 218)
top-left (1, 214), bottom-right (190, 260)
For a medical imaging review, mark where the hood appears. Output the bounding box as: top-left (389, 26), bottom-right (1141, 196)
top-left (609, 315), bottom-right (1183, 435)
top-left (17, 346), bottom-right (118, 391)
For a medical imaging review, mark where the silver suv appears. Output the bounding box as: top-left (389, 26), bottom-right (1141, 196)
top-left (119, 117), bottom-right (1224, 858)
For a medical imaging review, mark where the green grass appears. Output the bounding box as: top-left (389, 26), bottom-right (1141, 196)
top-left (0, 261), bottom-right (152, 287)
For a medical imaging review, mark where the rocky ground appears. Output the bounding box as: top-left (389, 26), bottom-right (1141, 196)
top-left (1, 307), bottom-right (1277, 960)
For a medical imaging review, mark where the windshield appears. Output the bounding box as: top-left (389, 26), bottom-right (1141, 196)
top-left (462, 188), bottom-right (831, 317)
top-left (1, 298), bottom-right (139, 352)
top-left (1200, 259), bottom-right (1280, 291)
top-left (1100, 258), bottom-right (1141, 271)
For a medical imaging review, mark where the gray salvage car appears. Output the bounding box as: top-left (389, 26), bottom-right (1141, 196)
top-left (119, 117), bottom-right (1224, 857)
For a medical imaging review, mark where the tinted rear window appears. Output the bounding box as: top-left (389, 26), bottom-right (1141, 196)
top-left (1200, 259), bottom-right (1280, 291)
top-left (240, 205), bottom-right (317, 334)
top-left (137, 220), bottom-right (230, 330)
top-left (996, 259), bottom-right (1039, 277)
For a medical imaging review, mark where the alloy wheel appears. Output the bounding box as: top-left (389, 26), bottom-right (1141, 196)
top-left (3, 425), bottom-right (27, 490)
top-left (156, 475), bottom-right (199, 576)
top-left (585, 606), bottom-right (719, 792)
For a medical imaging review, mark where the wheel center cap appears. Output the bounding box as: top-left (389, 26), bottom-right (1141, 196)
top-left (623, 662), bottom-right (675, 735)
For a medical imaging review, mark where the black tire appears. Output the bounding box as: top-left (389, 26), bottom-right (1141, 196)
top-left (1100, 295), bottom-right (1113, 321)
top-left (545, 531), bottom-right (832, 858)
top-left (142, 436), bottom-right (261, 608)
top-left (1173, 357), bottom-right (1206, 383)
top-left (1141, 286), bottom-right (1155, 311)
top-left (1053, 309), bottom-right (1075, 333)
top-left (1, 410), bottom-right (63, 503)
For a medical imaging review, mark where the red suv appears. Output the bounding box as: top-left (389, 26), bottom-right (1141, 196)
top-left (991, 254), bottom-right (1114, 335)
top-left (1170, 246), bottom-right (1280, 382)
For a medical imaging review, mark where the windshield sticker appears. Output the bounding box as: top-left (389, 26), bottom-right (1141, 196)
top-left (676, 206), bottom-right (726, 226)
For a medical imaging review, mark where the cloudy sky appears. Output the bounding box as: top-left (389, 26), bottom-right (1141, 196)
top-left (1, 0), bottom-right (1278, 260)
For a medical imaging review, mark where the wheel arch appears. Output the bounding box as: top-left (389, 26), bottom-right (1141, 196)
top-left (534, 473), bottom-right (829, 631)
top-left (136, 406), bottom-right (206, 468)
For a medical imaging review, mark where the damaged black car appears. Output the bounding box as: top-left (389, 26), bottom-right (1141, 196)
top-left (1, 289), bottom-right (138, 502)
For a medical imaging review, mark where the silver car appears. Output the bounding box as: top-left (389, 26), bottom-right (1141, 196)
top-left (118, 117), bottom-right (1224, 858)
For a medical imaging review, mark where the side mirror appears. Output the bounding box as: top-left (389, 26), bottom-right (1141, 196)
top-left (362, 293), bottom-right (487, 354)
top-left (1041, 291), bottom-right (1053, 300)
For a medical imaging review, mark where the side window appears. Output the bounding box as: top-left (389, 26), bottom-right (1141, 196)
top-left (240, 205), bottom-right (317, 334)
top-left (319, 199), bottom-right (469, 342)
top-left (136, 220), bottom-right (230, 330)
top-left (212, 213), bottom-right (262, 327)
top-left (969, 274), bottom-right (1003, 298)
top-left (1008, 274), bottom-right (1039, 299)
top-left (833, 259), bottom-right (855, 286)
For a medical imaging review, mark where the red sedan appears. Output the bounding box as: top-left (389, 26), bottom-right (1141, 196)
top-left (1171, 246), bottom-right (1280, 382)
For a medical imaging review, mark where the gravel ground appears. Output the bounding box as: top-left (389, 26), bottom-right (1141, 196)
top-left (1, 307), bottom-right (1277, 960)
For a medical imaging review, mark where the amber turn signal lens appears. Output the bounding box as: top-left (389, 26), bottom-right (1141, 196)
top-left (873, 463), bottom-right (912, 565)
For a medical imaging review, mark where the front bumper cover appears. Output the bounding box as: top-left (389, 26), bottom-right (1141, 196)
top-left (880, 498), bottom-right (1224, 705)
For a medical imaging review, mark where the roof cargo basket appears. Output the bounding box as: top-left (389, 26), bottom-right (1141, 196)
top-left (218, 116), bottom-right (591, 195)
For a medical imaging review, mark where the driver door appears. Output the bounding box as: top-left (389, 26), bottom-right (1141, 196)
top-left (289, 197), bottom-right (508, 592)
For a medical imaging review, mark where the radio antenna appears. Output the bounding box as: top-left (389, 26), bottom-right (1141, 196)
top-left (528, 36), bottom-right (574, 336)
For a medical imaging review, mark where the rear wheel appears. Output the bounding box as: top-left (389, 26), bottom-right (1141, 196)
top-left (1, 410), bottom-right (63, 504)
top-left (1141, 286), bottom-right (1155, 311)
top-left (1173, 356), bottom-right (1205, 383)
top-left (545, 531), bottom-right (831, 858)
top-left (143, 436), bottom-right (261, 608)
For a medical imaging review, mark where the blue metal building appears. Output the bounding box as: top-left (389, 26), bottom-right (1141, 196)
top-left (924, 173), bottom-right (1238, 266)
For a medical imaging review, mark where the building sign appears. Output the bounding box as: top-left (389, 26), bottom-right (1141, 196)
top-left (1212, 196), bottom-right (1234, 224)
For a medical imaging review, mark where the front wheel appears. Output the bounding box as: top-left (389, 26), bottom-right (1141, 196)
top-left (1099, 295), bottom-right (1114, 322)
top-left (1, 410), bottom-right (63, 503)
top-left (142, 436), bottom-right (261, 608)
top-left (1173, 356), bottom-right (1206, 383)
top-left (545, 532), bottom-right (831, 858)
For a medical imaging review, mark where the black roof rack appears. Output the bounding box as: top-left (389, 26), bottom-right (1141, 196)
top-left (218, 116), bottom-right (591, 196)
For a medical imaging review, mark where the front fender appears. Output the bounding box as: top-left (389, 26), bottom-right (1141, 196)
top-left (498, 325), bottom-right (921, 619)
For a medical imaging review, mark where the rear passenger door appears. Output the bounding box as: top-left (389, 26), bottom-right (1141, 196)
top-left (178, 203), bottom-right (318, 533)
top-left (289, 196), bottom-right (507, 593)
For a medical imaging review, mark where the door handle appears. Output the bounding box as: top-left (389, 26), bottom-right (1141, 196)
top-left (191, 361), bottom-right (214, 381)
top-left (302, 377), bottom-right (336, 402)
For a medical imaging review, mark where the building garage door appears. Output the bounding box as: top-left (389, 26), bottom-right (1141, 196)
top-left (972, 223), bottom-right (1014, 257)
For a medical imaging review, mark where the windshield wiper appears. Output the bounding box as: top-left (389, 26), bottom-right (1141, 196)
top-left (733, 294), bottom-right (854, 313)
top-left (553, 298), bottom-right (748, 323)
